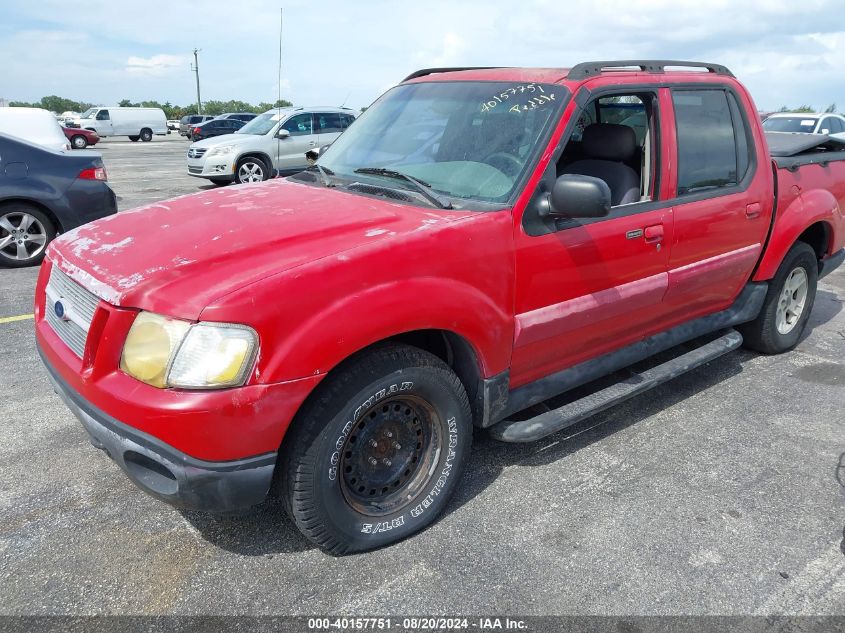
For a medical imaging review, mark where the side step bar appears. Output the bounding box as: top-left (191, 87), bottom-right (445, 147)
top-left (488, 330), bottom-right (743, 443)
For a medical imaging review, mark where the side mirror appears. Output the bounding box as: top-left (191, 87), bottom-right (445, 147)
top-left (821, 129), bottom-right (830, 135)
top-left (541, 174), bottom-right (611, 219)
top-left (276, 128), bottom-right (290, 139)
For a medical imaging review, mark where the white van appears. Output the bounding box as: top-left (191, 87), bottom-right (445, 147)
top-left (68, 107), bottom-right (167, 142)
top-left (0, 107), bottom-right (70, 152)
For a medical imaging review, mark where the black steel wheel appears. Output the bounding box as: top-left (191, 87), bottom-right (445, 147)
top-left (280, 344), bottom-right (472, 555)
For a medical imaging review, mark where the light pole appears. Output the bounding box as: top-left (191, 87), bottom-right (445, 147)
top-left (191, 48), bottom-right (203, 115)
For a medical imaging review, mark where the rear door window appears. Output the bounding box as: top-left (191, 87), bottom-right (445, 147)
top-left (672, 89), bottom-right (749, 195)
top-left (316, 113), bottom-right (344, 133)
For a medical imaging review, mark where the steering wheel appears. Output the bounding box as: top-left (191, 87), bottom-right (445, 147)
top-left (484, 151), bottom-right (522, 177)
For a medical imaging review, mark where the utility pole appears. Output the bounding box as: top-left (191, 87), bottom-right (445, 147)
top-left (191, 48), bottom-right (202, 114)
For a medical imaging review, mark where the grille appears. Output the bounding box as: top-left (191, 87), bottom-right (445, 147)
top-left (44, 267), bottom-right (101, 357)
top-left (187, 148), bottom-right (207, 159)
top-left (188, 166), bottom-right (203, 174)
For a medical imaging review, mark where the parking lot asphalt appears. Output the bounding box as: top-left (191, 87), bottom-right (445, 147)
top-left (1, 135), bottom-right (843, 616)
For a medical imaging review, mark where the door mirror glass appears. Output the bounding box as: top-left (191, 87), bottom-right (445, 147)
top-left (821, 128), bottom-right (830, 135)
top-left (276, 128), bottom-right (290, 139)
top-left (543, 174), bottom-right (611, 219)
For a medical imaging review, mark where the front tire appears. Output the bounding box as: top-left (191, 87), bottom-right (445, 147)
top-left (71, 134), bottom-right (88, 149)
top-left (0, 204), bottom-right (56, 268)
top-left (235, 157), bottom-right (270, 184)
top-left (139, 128), bottom-right (153, 142)
top-left (280, 344), bottom-right (472, 555)
top-left (739, 242), bottom-right (818, 354)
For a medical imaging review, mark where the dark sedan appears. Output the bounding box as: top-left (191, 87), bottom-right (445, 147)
top-left (0, 133), bottom-right (117, 267)
top-left (189, 118), bottom-right (246, 142)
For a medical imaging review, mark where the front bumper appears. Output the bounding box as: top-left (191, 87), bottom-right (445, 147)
top-left (819, 248), bottom-right (844, 280)
top-left (187, 154), bottom-right (235, 179)
top-left (39, 346), bottom-right (276, 513)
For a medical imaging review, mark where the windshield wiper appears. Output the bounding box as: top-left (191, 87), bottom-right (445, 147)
top-left (354, 167), bottom-right (452, 209)
top-left (305, 164), bottom-right (335, 187)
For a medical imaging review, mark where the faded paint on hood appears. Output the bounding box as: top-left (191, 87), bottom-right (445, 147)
top-left (48, 179), bottom-right (472, 319)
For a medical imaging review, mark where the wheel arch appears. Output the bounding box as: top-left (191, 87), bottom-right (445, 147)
top-left (0, 197), bottom-right (64, 233)
top-left (753, 188), bottom-right (840, 281)
top-left (236, 152), bottom-right (274, 174)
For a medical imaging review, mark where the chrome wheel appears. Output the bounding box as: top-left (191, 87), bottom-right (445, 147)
top-left (775, 267), bottom-right (808, 334)
top-left (71, 135), bottom-right (87, 149)
top-left (0, 212), bottom-right (48, 261)
top-left (237, 160), bottom-right (265, 183)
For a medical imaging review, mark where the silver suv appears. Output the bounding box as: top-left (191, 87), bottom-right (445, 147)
top-left (185, 107), bottom-right (356, 185)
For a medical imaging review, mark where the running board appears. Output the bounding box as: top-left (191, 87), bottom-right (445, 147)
top-left (488, 330), bottom-right (743, 443)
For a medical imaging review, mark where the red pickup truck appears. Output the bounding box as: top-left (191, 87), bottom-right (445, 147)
top-left (35, 61), bottom-right (845, 554)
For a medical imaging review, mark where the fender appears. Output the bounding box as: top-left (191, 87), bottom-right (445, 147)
top-left (753, 187), bottom-right (842, 281)
top-left (258, 277), bottom-right (513, 384)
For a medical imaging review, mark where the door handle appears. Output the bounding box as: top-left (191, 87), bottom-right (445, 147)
top-left (643, 224), bottom-right (664, 243)
top-left (746, 202), bottom-right (762, 219)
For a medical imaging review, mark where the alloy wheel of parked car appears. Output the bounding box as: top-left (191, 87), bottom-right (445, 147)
top-left (236, 158), bottom-right (268, 184)
top-left (71, 135), bottom-right (88, 149)
top-left (0, 207), bottom-right (55, 267)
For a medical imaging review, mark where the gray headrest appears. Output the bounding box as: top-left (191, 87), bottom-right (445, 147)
top-left (581, 123), bottom-right (637, 162)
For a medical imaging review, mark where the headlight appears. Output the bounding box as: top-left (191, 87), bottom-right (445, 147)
top-left (207, 145), bottom-right (235, 157)
top-left (120, 312), bottom-right (258, 389)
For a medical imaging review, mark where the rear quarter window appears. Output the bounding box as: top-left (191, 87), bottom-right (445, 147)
top-left (672, 89), bottom-right (751, 195)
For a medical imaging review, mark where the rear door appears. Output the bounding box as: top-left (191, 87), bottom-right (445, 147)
top-left (275, 113), bottom-right (316, 171)
top-left (662, 87), bottom-right (773, 320)
top-left (314, 112), bottom-right (346, 146)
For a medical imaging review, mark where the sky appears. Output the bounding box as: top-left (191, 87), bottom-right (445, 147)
top-left (1, 0), bottom-right (844, 113)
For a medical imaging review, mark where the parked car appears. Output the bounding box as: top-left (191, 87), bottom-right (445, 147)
top-left (62, 126), bottom-right (100, 149)
top-left (762, 112), bottom-right (845, 137)
top-left (35, 61), bottom-right (845, 554)
top-left (167, 119), bottom-right (180, 131)
top-left (67, 107), bottom-right (167, 142)
top-left (179, 115), bottom-right (214, 137)
top-left (189, 117), bottom-right (246, 142)
top-left (0, 107), bottom-right (70, 152)
top-left (214, 112), bottom-right (258, 122)
top-left (186, 107), bottom-right (356, 185)
top-left (0, 133), bottom-right (115, 267)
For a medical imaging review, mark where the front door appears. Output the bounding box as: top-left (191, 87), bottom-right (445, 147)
top-left (275, 113), bottom-right (317, 172)
top-left (510, 87), bottom-right (674, 388)
top-left (93, 109), bottom-right (113, 136)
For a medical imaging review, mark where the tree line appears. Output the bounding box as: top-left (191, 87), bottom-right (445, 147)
top-left (777, 103), bottom-right (838, 114)
top-left (8, 95), bottom-right (293, 119)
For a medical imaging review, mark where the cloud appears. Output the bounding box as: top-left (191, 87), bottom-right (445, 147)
top-left (125, 54), bottom-right (188, 76)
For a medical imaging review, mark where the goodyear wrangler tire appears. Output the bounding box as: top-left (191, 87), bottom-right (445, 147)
top-left (280, 344), bottom-right (472, 555)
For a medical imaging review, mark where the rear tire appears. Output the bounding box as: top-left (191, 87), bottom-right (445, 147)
top-left (738, 242), bottom-right (818, 354)
top-left (0, 204), bottom-right (56, 268)
top-left (128, 136), bottom-right (139, 142)
top-left (235, 157), bottom-right (270, 184)
top-left (70, 134), bottom-right (88, 149)
top-left (139, 128), bottom-right (153, 142)
top-left (280, 344), bottom-right (472, 555)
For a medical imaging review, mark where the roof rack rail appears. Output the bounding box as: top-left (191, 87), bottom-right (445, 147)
top-left (402, 67), bottom-right (506, 82)
top-left (567, 60), bottom-right (734, 81)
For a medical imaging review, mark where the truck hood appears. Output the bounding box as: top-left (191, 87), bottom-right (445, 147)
top-left (48, 179), bottom-right (472, 319)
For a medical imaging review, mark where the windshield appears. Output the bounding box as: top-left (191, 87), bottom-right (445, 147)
top-left (318, 81), bottom-right (565, 203)
top-left (237, 111), bottom-right (285, 136)
top-left (763, 117), bottom-right (818, 133)
top-left (80, 108), bottom-right (97, 119)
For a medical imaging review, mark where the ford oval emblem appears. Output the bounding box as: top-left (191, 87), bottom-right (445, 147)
top-left (54, 300), bottom-right (68, 321)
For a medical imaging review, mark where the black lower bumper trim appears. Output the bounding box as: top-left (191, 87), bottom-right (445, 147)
top-left (819, 248), bottom-right (844, 280)
top-left (38, 344), bottom-right (276, 513)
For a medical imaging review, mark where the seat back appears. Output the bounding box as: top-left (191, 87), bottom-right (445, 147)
top-left (560, 123), bottom-right (640, 206)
